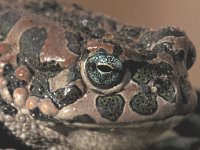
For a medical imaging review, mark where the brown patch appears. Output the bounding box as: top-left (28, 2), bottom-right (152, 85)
top-left (40, 26), bottom-right (78, 68)
top-left (4, 14), bottom-right (78, 68)
top-left (86, 39), bottom-right (114, 54)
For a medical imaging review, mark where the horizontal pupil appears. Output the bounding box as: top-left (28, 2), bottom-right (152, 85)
top-left (97, 64), bottom-right (113, 73)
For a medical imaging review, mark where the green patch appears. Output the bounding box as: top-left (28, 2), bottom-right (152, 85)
top-left (155, 79), bottom-right (176, 103)
top-left (96, 94), bottom-right (125, 121)
top-left (130, 92), bottom-right (157, 115)
top-left (132, 62), bottom-right (172, 84)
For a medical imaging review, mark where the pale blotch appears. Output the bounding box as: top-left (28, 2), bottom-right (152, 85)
top-left (13, 87), bottom-right (29, 108)
top-left (15, 65), bottom-right (32, 83)
top-left (26, 96), bottom-right (40, 110)
top-left (39, 98), bottom-right (58, 116)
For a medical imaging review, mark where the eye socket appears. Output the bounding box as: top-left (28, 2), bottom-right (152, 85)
top-left (85, 51), bottom-right (124, 89)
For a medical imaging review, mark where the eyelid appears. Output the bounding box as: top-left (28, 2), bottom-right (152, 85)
top-left (81, 51), bottom-right (127, 91)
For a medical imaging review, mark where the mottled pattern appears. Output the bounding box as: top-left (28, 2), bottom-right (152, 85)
top-left (0, 0), bottom-right (197, 149)
top-left (96, 94), bottom-right (125, 121)
top-left (132, 62), bottom-right (173, 84)
top-left (130, 92), bottom-right (157, 115)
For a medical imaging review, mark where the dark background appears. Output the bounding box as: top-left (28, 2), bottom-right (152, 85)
top-left (67, 0), bottom-right (200, 89)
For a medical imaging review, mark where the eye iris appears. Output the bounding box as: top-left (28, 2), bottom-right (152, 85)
top-left (85, 52), bottom-right (124, 88)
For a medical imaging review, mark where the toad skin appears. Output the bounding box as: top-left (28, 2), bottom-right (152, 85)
top-left (0, 0), bottom-right (197, 149)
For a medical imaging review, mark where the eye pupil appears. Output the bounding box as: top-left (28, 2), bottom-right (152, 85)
top-left (97, 64), bottom-right (113, 73)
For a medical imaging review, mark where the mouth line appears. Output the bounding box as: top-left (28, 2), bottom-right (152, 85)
top-left (55, 114), bottom-right (187, 129)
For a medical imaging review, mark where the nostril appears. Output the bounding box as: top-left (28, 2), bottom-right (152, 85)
top-left (97, 64), bottom-right (113, 73)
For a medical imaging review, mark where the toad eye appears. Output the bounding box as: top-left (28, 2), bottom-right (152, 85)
top-left (85, 51), bottom-right (124, 89)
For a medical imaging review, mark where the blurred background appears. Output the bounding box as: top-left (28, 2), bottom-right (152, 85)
top-left (67, 0), bottom-right (200, 89)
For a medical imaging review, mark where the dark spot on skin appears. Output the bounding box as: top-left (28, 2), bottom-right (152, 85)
top-left (39, 61), bottom-right (62, 73)
top-left (65, 31), bottom-right (83, 55)
top-left (132, 62), bottom-right (173, 84)
top-left (92, 29), bottom-right (105, 38)
top-left (3, 64), bottom-right (27, 95)
top-left (62, 13), bottom-right (105, 38)
top-left (140, 84), bottom-right (151, 93)
top-left (28, 64), bottom-right (56, 99)
top-left (59, 12), bottom-right (80, 29)
top-left (0, 96), bottom-right (17, 116)
top-left (70, 114), bottom-right (96, 124)
top-left (78, 15), bottom-right (106, 38)
top-left (68, 65), bottom-right (81, 83)
top-left (29, 107), bottom-right (54, 122)
top-left (30, 77), bottom-right (47, 99)
top-left (155, 78), bottom-right (176, 103)
top-left (0, 11), bottom-right (21, 41)
top-left (19, 27), bottom-right (61, 73)
top-left (124, 60), bottom-right (143, 76)
top-left (2, 63), bottom-right (13, 77)
top-left (130, 92), bottom-right (158, 115)
top-left (96, 94), bottom-right (125, 121)
top-left (159, 27), bottom-right (185, 37)
top-left (118, 26), bottom-right (145, 42)
top-left (179, 76), bottom-right (192, 104)
top-left (175, 50), bottom-right (185, 62)
top-left (112, 43), bottom-right (123, 58)
top-left (51, 85), bottom-right (82, 109)
top-left (80, 48), bottom-right (90, 61)
top-left (19, 27), bottom-right (46, 68)
top-left (23, 1), bottom-right (62, 15)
